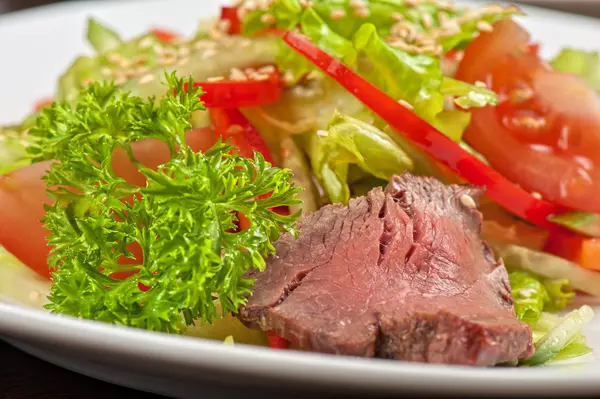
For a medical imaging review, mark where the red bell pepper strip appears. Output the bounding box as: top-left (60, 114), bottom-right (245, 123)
top-left (274, 29), bottom-right (567, 230)
top-left (193, 68), bottom-right (282, 109)
top-left (220, 6), bottom-right (242, 35)
top-left (150, 28), bottom-right (180, 43)
top-left (266, 331), bottom-right (290, 349)
top-left (210, 107), bottom-right (274, 163)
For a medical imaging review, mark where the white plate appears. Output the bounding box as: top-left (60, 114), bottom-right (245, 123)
top-left (1, 1), bottom-right (600, 397)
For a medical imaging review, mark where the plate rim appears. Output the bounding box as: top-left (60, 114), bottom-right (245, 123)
top-left (1, 301), bottom-right (600, 397)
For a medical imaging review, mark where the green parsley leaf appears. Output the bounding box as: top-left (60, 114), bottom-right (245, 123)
top-left (29, 73), bottom-right (301, 333)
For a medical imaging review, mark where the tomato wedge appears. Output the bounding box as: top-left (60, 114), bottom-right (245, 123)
top-left (274, 28), bottom-right (566, 229)
top-left (456, 19), bottom-right (600, 213)
top-left (0, 161), bottom-right (54, 278)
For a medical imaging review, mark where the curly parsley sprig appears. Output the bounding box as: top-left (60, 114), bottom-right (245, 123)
top-left (28, 73), bottom-right (301, 333)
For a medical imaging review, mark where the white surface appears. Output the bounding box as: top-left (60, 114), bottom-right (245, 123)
top-left (1, 1), bottom-right (600, 397)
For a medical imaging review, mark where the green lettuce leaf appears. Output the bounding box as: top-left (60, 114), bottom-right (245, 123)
top-left (551, 48), bottom-right (600, 93)
top-left (309, 112), bottom-right (413, 204)
top-left (522, 305), bottom-right (594, 366)
top-left (0, 126), bottom-right (33, 175)
top-left (508, 271), bottom-right (549, 324)
top-left (86, 18), bottom-right (123, 54)
top-left (240, 0), bottom-right (520, 52)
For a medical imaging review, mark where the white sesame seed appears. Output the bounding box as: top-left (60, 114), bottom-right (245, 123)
top-left (258, 65), bottom-right (276, 74)
top-left (139, 74), bottom-right (155, 85)
top-left (106, 53), bottom-right (123, 64)
top-left (421, 13), bottom-right (434, 29)
top-left (398, 99), bottom-right (414, 110)
top-left (28, 291), bottom-right (40, 301)
top-left (476, 20), bottom-right (494, 32)
top-left (531, 192), bottom-right (543, 200)
top-left (283, 70), bottom-right (295, 84)
top-left (136, 66), bottom-right (149, 75)
top-left (178, 46), bottom-right (190, 57)
top-left (207, 76), bottom-right (225, 82)
top-left (474, 81), bottom-right (487, 88)
top-left (354, 7), bottom-right (370, 18)
top-left (437, 11), bottom-right (450, 24)
top-left (261, 13), bottom-right (276, 24)
top-left (194, 40), bottom-right (217, 50)
top-left (316, 130), bottom-right (329, 137)
top-left (299, 0), bottom-right (314, 7)
top-left (201, 49), bottom-right (216, 60)
top-left (138, 36), bottom-right (154, 49)
top-left (256, 0), bottom-right (272, 11)
top-left (330, 9), bottom-right (347, 20)
top-left (392, 12), bottom-right (404, 21)
top-left (101, 67), bottom-right (113, 77)
top-left (159, 54), bottom-right (177, 66)
top-left (251, 72), bottom-right (270, 81)
top-left (460, 194), bottom-right (477, 209)
top-left (239, 38), bottom-right (252, 47)
top-left (153, 44), bottom-right (165, 55)
top-left (229, 67), bottom-right (247, 81)
top-left (404, 0), bottom-right (419, 7)
top-left (349, 0), bottom-right (366, 7)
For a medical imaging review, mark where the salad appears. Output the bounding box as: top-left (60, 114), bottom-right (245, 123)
top-left (1, 0), bottom-right (600, 366)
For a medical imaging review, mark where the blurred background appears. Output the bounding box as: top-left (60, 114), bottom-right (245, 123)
top-left (0, 0), bottom-right (599, 18)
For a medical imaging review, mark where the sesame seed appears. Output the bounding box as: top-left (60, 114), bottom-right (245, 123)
top-left (421, 13), bottom-right (434, 29)
top-left (229, 67), bottom-right (247, 81)
top-left (136, 66), bottom-right (149, 75)
top-left (227, 124), bottom-right (243, 134)
top-left (138, 36), bottom-right (154, 49)
top-left (207, 76), bottom-right (225, 82)
top-left (398, 99), bottom-right (414, 110)
top-left (106, 53), bottom-right (123, 64)
top-left (474, 81), bottom-right (487, 88)
top-left (139, 74), bottom-right (155, 85)
top-left (404, 0), bottom-right (418, 7)
top-left (101, 67), bottom-right (113, 77)
top-left (82, 78), bottom-right (94, 87)
top-left (194, 40), bottom-right (217, 50)
top-left (261, 13), bottom-right (276, 24)
top-left (251, 72), bottom-right (270, 81)
top-left (283, 70), bottom-right (295, 84)
top-left (349, 0), bottom-right (366, 7)
top-left (299, 0), bottom-right (314, 7)
top-left (281, 146), bottom-right (290, 159)
top-left (531, 192), bottom-right (542, 200)
top-left (258, 65), bottom-right (276, 74)
top-left (28, 291), bottom-right (40, 301)
top-left (316, 130), bottom-right (329, 137)
top-left (437, 11), bottom-right (450, 24)
top-left (244, 67), bottom-right (257, 75)
top-left (239, 38), bottom-right (252, 47)
top-left (134, 55), bottom-right (148, 65)
top-left (392, 12), bottom-right (404, 21)
top-left (256, 0), bottom-right (272, 11)
top-left (330, 9), bottom-right (346, 20)
top-left (354, 7), bottom-right (370, 18)
top-left (509, 87), bottom-right (534, 104)
top-left (218, 19), bottom-right (231, 33)
top-left (153, 44), bottom-right (165, 55)
top-left (476, 20), bottom-right (494, 32)
top-left (460, 194), bottom-right (477, 209)
top-left (201, 49), bottom-right (216, 60)
top-left (114, 74), bottom-right (127, 86)
top-left (178, 46), bottom-right (190, 57)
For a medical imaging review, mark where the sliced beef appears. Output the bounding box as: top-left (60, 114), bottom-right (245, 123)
top-left (238, 173), bottom-right (533, 366)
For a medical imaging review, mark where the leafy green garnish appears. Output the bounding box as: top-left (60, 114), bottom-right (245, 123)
top-left (309, 112), bottom-right (412, 204)
top-left (551, 48), bottom-right (600, 93)
top-left (509, 271), bottom-right (549, 324)
top-left (522, 306), bottom-right (594, 366)
top-left (0, 126), bottom-right (33, 175)
top-left (29, 74), bottom-right (301, 333)
top-left (87, 18), bottom-right (123, 54)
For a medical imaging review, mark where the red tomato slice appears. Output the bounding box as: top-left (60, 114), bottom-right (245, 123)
top-left (220, 6), bottom-right (241, 35)
top-left (0, 161), bottom-right (54, 278)
top-left (456, 19), bottom-right (600, 213)
top-left (111, 127), bottom-right (218, 187)
top-left (0, 128), bottom-right (217, 279)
